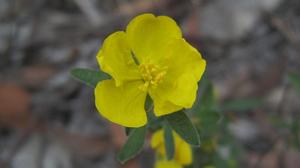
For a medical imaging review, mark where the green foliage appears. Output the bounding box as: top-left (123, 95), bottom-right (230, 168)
top-left (192, 81), bottom-right (221, 136)
top-left (288, 72), bottom-right (300, 93)
top-left (221, 98), bottom-right (263, 112)
top-left (190, 80), bottom-right (243, 168)
top-left (270, 115), bottom-right (300, 150)
top-left (198, 80), bottom-right (216, 112)
top-left (165, 111), bottom-right (200, 146)
top-left (291, 118), bottom-right (300, 150)
top-left (70, 68), bottom-right (109, 87)
top-left (147, 111), bottom-right (164, 131)
top-left (163, 122), bottom-right (175, 160)
top-left (146, 98), bottom-right (163, 132)
top-left (117, 126), bottom-right (147, 163)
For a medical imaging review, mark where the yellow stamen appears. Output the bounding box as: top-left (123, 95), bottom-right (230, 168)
top-left (139, 64), bottom-right (167, 91)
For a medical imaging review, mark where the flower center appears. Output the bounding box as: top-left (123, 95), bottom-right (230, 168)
top-left (139, 64), bottom-right (167, 91)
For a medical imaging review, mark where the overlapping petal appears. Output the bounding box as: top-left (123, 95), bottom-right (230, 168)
top-left (151, 129), bottom-right (192, 166)
top-left (97, 31), bottom-right (141, 87)
top-left (151, 129), bottom-right (165, 154)
top-left (95, 80), bottom-right (147, 127)
top-left (149, 88), bottom-right (182, 116)
top-left (150, 38), bottom-right (206, 116)
top-left (164, 39), bottom-right (206, 82)
top-left (155, 160), bottom-right (182, 168)
top-left (175, 139), bottom-right (192, 165)
top-left (126, 13), bottom-right (182, 64)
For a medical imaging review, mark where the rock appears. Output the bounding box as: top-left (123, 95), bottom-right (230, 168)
top-left (68, 87), bottom-right (107, 136)
top-left (12, 133), bottom-right (73, 168)
top-left (46, 70), bottom-right (74, 92)
top-left (217, 145), bottom-right (231, 160)
top-left (199, 0), bottom-right (282, 41)
top-left (11, 134), bottom-right (42, 168)
top-left (229, 119), bottom-right (259, 142)
top-left (0, 0), bottom-right (11, 19)
top-left (39, 46), bottom-right (75, 65)
top-left (43, 141), bottom-right (72, 168)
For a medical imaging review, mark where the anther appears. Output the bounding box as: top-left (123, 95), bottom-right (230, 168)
top-left (139, 63), bottom-right (167, 91)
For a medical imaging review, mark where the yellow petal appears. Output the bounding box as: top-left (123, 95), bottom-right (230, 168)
top-left (150, 129), bottom-right (166, 155)
top-left (149, 89), bottom-right (182, 117)
top-left (150, 38), bottom-right (206, 116)
top-left (155, 160), bottom-right (182, 168)
top-left (94, 80), bottom-right (147, 127)
top-left (151, 129), bottom-right (163, 148)
top-left (151, 129), bottom-right (192, 166)
top-left (174, 134), bottom-right (193, 165)
top-left (97, 31), bottom-right (140, 86)
top-left (163, 38), bottom-right (206, 82)
top-left (126, 13), bottom-right (182, 64)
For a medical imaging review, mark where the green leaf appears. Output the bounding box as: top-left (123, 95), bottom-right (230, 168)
top-left (117, 126), bottom-right (147, 164)
top-left (222, 98), bottom-right (263, 112)
top-left (288, 72), bottom-right (300, 93)
top-left (147, 112), bottom-right (163, 132)
top-left (199, 81), bottom-right (215, 111)
top-left (189, 81), bottom-right (220, 136)
top-left (189, 81), bottom-right (216, 115)
top-left (70, 68), bottom-right (109, 87)
top-left (146, 98), bottom-right (163, 131)
top-left (165, 111), bottom-right (200, 146)
top-left (197, 110), bottom-right (221, 137)
top-left (197, 81), bottom-right (220, 124)
top-left (163, 122), bottom-right (174, 160)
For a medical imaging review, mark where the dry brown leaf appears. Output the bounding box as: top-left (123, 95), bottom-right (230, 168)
top-left (0, 83), bottom-right (31, 128)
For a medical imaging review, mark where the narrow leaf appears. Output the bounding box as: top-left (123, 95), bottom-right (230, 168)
top-left (165, 111), bottom-right (200, 146)
top-left (189, 81), bottom-right (216, 115)
top-left (288, 72), bottom-right (300, 93)
top-left (70, 68), bottom-right (109, 87)
top-left (199, 81), bottom-right (215, 110)
top-left (163, 122), bottom-right (174, 160)
top-left (117, 126), bottom-right (147, 164)
top-left (222, 98), bottom-right (263, 112)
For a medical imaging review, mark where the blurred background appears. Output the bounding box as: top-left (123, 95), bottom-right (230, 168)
top-left (0, 0), bottom-right (300, 168)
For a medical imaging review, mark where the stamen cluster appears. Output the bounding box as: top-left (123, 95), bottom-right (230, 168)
top-left (139, 64), bottom-right (167, 91)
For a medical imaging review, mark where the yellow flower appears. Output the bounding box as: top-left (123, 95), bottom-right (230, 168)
top-left (94, 13), bottom-right (206, 127)
top-left (151, 129), bottom-right (192, 166)
top-left (155, 160), bottom-right (182, 168)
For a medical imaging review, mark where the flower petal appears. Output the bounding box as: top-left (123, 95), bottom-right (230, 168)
top-left (163, 39), bottom-right (206, 82)
top-left (149, 89), bottom-right (182, 116)
top-left (174, 136), bottom-right (192, 165)
top-left (150, 38), bottom-right (206, 116)
top-left (151, 129), bottom-right (166, 155)
top-left (126, 13), bottom-right (182, 64)
top-left (97, 31), bottom-right (140, 86)
top-left (94, 80), bottom-right (147, 127)
top-left (155, 160), bottom-right (182, 168)
top-left (151, 129), bottom-right (192, 166)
